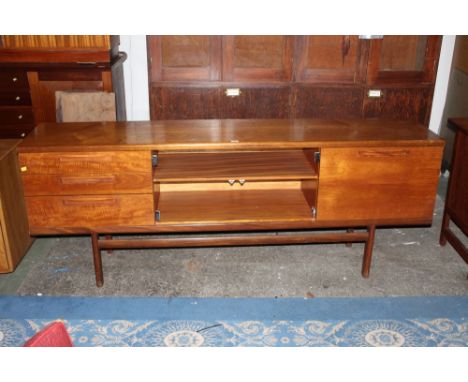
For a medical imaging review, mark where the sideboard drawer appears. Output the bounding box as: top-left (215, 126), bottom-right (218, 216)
top-left (0, 71), bottom-right (29, 90)
top-left (19, 151), bottom-right (152, 175)
top-left (22, 173), bottom-right (153, 196)
top-left (26, 194), bottom-right (155, 228)
top-left (0, 108), bottom-right (34, 124)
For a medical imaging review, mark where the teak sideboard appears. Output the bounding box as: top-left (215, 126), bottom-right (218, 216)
top-left (17, 119), bottom-right (444, 286)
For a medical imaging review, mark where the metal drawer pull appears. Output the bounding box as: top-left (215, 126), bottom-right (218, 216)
top-left (15, 96), bottom-right (21, 101)
top-left (12, 77), bottom-right (18, 82)
top-left (20, 133), bottom-right (26, 138)
top-left (18, 114), bottom-right (23, 120)
top-left (239, 179), bottom-right (246, 185)
top-left (228, 179), bottom-right (236, 185)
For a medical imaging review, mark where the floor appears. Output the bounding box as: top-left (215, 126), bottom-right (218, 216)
top-left (0, 175), bottom-right (467, 297)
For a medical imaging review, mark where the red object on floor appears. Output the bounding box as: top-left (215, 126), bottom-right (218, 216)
top-left (23, 322), bottom-right (73, 347)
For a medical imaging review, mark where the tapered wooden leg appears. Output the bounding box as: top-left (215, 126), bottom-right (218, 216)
top-left (346, 228), bottom-right (354, 247)
top-left (105, 235), bottom-right (113, 254)
top-left (439, 210), bottom-right (450, 246)
top-left (361, 225), bottom-right (376, 278)
top-left (91, 232), bottom-right (104, 287)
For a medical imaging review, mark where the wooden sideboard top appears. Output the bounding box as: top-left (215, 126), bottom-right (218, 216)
top-left (18, 119), bottom-right (444, 152)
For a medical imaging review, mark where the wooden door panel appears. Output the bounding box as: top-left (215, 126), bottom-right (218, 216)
top-left (148, 36), bottom-right (222, 82)
top-left (222, 36), bottom-right (293, 82)
top-left (363, 87), bottom-right (432, 124)
top-left (294, 86), bottom-right (364, 118)
top-left (317, 146), bottom-right (443, 222)
top-left (295, 36), bottom-right (367, 84)
top-left (220, 87), bottom-right (291, 118)
top-left (150, 86), bottom-right (220, 120)
top-left (367, 36), bottom-right (441, 85)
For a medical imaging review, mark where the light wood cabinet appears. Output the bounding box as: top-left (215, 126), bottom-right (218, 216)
top-left (18, 119), bottom-right (443, 286)
top-left (0, 140), bottom-right (33, 273)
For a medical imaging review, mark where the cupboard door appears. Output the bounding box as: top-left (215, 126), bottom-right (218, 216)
top-left (222, 36), bottom-right (293, 82)
top-left (294, 85), bottom-right (364, 118)
top-left (148, 36), bottom-right (222, 82)
top-left (363, 87), bottom-right (433, 124)
top-left (317, 146), bottom-right (443, 223)
top-left (295, 36), bottom-right (367, 84)
top-left (150, 86), bottom-right (220, 120)
top-left (367, 36), bottom-right (441, 85)
top-left (220, 86), bottom-right (291, 118)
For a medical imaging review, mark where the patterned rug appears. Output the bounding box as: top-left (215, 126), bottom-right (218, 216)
top-left (1, 296), bottom-right (467, 346)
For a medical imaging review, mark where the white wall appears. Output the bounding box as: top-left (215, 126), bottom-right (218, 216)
top-left (120, 35), bottom-right (455, 129)
top-left (120, 35), bottom-right (150, 121)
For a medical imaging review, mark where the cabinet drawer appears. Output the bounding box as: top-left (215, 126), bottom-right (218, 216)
top-left (0, 124), bottom-right (35, 139)
top-left (22, 173), bottom-right (153, 196)
top-left (26, 194), bottom-right (155, 228)
top-left (317, 146), bottom-right (443, 222)
top-left (0, 71), bottom-right (29, 90)
top-left (0, 91), bottom-right (32, 106)
top-left (0, 108), bottom-right (34, 124)
top-left (19, 151), bottom-right (152, 175)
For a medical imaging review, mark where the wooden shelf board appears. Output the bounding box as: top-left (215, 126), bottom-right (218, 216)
top-left (154, 150), bottom-right (318, 182)
top-left (157, 189), bottom-right (315, 224)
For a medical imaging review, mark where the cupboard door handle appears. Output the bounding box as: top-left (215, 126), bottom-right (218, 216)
top-left (62, 198), bottom-right (118, 207)
top-left (358, 150), bottom-right (410, 158)
top-left (60, 175), bottom-right (116, 185)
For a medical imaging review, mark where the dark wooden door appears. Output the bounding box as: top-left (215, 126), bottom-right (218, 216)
top-left (222, 36), bottom-right (293, 82)
top-left (366, 36), bottom-right (441, 85)
top-left (148, 36), bottom-right (222, 82)
top-left (295, 36), bottom-right (368, 84)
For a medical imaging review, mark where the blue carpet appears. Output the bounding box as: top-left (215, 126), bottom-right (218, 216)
top-left (0, 296), bottom-right (467, 346)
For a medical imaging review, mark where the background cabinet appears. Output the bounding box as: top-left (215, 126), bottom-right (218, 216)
top-left (0, 35), bottom-right (126, 138)
top-left (147, 35), bottom-right (441, 125)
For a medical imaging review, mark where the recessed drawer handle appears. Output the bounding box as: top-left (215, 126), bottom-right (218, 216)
top-left (59, 155), bottom-right (113, 164)
top-left (60, 176), bottom-right (116, 185)
top-left (62, 198), bottom-right (118, 207)
top-left (358, 150), bottom-right (410, 158)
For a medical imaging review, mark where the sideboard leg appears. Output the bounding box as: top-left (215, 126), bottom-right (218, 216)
top-left (91, 232), bottom-right (104, 287)
top-left (105, 235), bottom-right (113, 254)
top-left (346, 228), bottom-right (354, 247)
top-left (361, 225), bottom-right (376, 278)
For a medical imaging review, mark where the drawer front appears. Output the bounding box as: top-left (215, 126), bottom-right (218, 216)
top-left (0, 108), bottom-right (34, 124)
top-left (317, 146), bottom-right (443, 222)
top-left (0, 71), bottom-right (29, 90)
top-left (0, 124), bottom-right (35, 139)
top-left (0, 91), bottom-right (32, 106)
top-left (22, 173), bottom-right (153, 196)
top-left (19, 151), bottom-right (152, 175)
top-left (26, 194), bottom-right (155, 228)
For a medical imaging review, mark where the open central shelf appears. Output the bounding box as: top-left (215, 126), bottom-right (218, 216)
top-left (154, 149), bottom-right (318, 182)
top-left (156, 188), bottom-right (316, 224)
